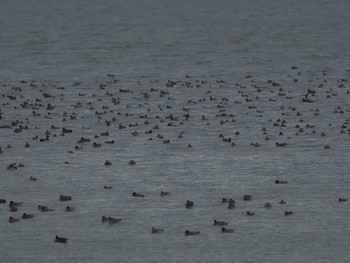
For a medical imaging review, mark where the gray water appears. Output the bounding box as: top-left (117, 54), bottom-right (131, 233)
top-left (0, 0), bottom-right (350, 262)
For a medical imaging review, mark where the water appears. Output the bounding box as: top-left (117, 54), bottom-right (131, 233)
top-left (0, 0), bottom-right (350, 262)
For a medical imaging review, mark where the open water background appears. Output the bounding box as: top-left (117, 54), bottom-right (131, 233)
top-left (0, 0), bottom-right (350, 262)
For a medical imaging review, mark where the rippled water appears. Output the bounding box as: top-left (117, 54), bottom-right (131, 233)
top-left (1, 0), bottom-right (350, 262)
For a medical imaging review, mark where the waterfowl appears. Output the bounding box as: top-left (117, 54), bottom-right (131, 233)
top-left (59, 195), bottom-right (72, 201)
top-left (9, 201), bottom-right (22, 208)
top-left (38, 205), bottom-right (54, 212)
top-left (132, 192), bottom-right (144, 197)
top-left (129, 160), bottom-right (136, 165)
top-left (185, 230), bottom-right (200, 236)
top-left (55, 235), bottom-right (68, 243)
top-left (29, 176), bottom-right (37, 181)
top-left (160, 191), bottom-right (170, 196)
top-left (101, 216), bottom-right (110, 222)
top-left (228, 203), bottom-right (235, 209)
top-left (338, 198), bottom-right (347, 202)
top-left (279, 199), bottom-right (286, 204)
top-left (7, 163), bottom-right (17, 170)
top-left (0, 198), bottom-right (6, 203)
top-left (185, 200), bottom-right (194, 208)
top-left (65, 206), bottom-right (75, 212)
top-left (246, 211), bottom-right (255, 216)
top-left (243, 194), bottom-right (252, 201)
top-left (213, 220), bottom-right (228, 226)
top-left (264, 202), bottom-right (272, 208)
top-left (22, 213), bottom-right (34, 219)
top-left (8, 217), bottom-right (20, 223)
top-left (221, 198), bottom-right (235, 204)
top-left (104, 160), bottom-right (112, 166)
top-left (151, 227), bottom-right (164, 233)
top-left (104, 186), bottom-right (112, 189)
top-left (284, 211), bottom-right (293, 216)
top-left (221, 227), bottom-right (234, 233)
top-left (275, 180), bottom-right (288, 184)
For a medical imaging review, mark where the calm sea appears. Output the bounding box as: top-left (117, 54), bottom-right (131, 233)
top-left (0, 0), bottom-right (349, 262)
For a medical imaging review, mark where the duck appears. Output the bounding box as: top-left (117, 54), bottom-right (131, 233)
top-left (151, 227), bottom-right (164, 233)
top-left (132, 192), bottom-right (144, 197)
top-left (264, 202), bottom-right (272, 208)
top-left (29, 176), bottom-right (37, 181)
top-left (38, 205), bottom-right (54, 212)
top-left (8, 216), bottom-right (20, 223)
top-left (65, 206), bottom-right (75, 212)
top-left (284, 211), bottom-right (293, 216)
top-left (228, 203), bottom-right (235, 209)
top-left (104, 160), bottom-right (112, 166)
top-left (185, 230), bottom-right (200, 236)
top-left (9, 201), bottom-right (22, 208)
top-left (59, 195), bottom-right (72, 201)
top-left (246, 211), bottom-right (255, 216)
top-left (129, 160), bottom-right (136, 165)
top-left (22, 213), bottom-right (34, 219)
top-left (7, 163), bottom-right (17, 171)
top-left (221, 227), bottom-right (234, 233)
top-left (185, 200), bottom-right (194, 208)
top-left (101, 216), bottom-right (110, 222)
top-left (0, 198), bottom-right (6, 203)
top-left (243, 194), bottom-right (252, 201)
top-left (213, 220), bottom-right (228, 226)
top-left (160, 191), bottom-right (170, 196)
top-left (338, 198), bottom-right (347, 202)
top-left (55, 235), bottom-right (68, 243)
top-left (275, 180), bottom-right (288, 184)
top-left (279, 199), bottom-right (286, 204)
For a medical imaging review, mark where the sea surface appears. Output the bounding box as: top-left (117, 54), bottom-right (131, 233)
top-left (0, 0), bottom-right (349, 262)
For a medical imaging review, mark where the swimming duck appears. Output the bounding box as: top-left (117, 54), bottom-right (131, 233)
top-left (55, 235), bottom-right (68, 243)
top-left (65, 206), bottom-right (75, 212)
top-left (8, 216), bottom-right (20, 223)
top-left (151, 227), bottom-right (164, 233)
top-left (246, 211), bottom-right (255, 216)
top-left (0, 198), bottom-right (6, 203)
top-left (185, 200), bottom-right (194, 208)
top-left (22, 213), bottom-right (34, 219)
top-left (264, 202), bottom-right (272, 208)
top-left (59, 195), bottom-right (72, 201)
top-left (213, 220), bottom-right (228, 226)
top-left (228, 203), bottom-right (235, 209)
top-left (243, 195), bottom-right (252, 201)
top-left (338, 198), bottom-right (347, 202)
top-left (129, 160), bottom-right (136, 165)
top-left (221, 227), bottom-right (234, 233)
top-left (160, 191), bottom-right (170, 196)
top-left (9, 201), bottom-right (22, 208)
top-left (104, 160), bottom-right (112, 166)
top-left (279, 199), bottom-right (286, 204)
top-left (185, 230), bottom-right (200, 236)
top-left (284, 211), bottom-right (293, 216)
top-left (275, 180), bottom-right (288, 184)
top-left (132, 192), bottom-right (144, 197)
top-left (38, 205), bottom-right (54, 212)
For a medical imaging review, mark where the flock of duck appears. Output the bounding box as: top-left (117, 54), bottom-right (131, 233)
top-left (0, 67), bottom-right (349, 243)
